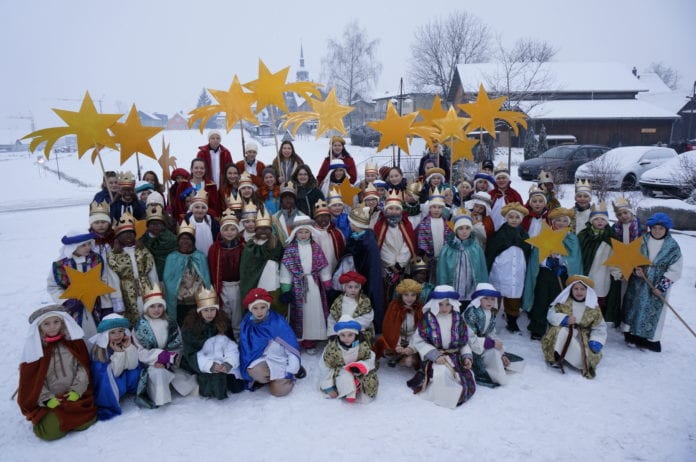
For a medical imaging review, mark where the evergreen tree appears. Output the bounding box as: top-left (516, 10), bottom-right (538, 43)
top-left (538, 124), bottom-right (549, 154)
top-left (197, 88), bottom-right (212, 108)
top-left (524, 125), bottom-right (538, 160)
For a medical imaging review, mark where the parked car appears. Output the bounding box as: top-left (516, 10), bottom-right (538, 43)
top-left (350, 125), bottom-right (381, 147)
top-left (669, 139), bottom-right (696, 154)
top-left (518, 145), bottom-right (608, 182)
top-left (575, 146), bottom-right (678, 190)
top-left (639, 150), bottom-right (696, 199)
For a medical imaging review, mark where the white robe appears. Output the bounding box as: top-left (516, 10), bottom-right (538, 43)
top-left (467, 310), bottom-right (512, 386)
top-left (249, 340), bottom-right (300, 380)
top-left (380, 226), bottom-right (412, 268)
top-left (489, 246), bottom-right (526, 298)
top-left (197, 334), bottom-right (241, 377)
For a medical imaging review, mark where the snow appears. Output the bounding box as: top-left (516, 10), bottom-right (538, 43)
top-left (1, 130), bottom-right (695, 461)
top-left (640, 150), bottom-right (696, 183)
top-left (523, 99), bottom-right (678, 120)
top-left (581, 146), bottom-right (676, 170)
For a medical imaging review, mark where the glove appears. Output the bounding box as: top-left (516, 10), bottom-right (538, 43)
top-left (157, 351), bottom-right (178, 365)
top-left (656, 277), bottom-right (673, 293)
top-left (279, 291), bottom-right (294, 305)
top-left (588, 340), bottom-right (603, 354)
top-left (46, 397), bottom-right (60, 409)
top-left (66, 391), bottom-right (80, 402)
top-left (560, 316), bottom-right (569, 327)
top-left (345, 362), bottom-right (367, 376)
top-left (546, 257), bottom-right (559, 272)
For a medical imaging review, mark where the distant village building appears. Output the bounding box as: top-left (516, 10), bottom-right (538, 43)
top-left (137, 110), bottom-right (168, 128)
top-left (166, 112), bottom-right (189, 130)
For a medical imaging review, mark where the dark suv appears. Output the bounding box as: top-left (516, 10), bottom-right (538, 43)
top-left (518, 144), bottom-right (609, 182)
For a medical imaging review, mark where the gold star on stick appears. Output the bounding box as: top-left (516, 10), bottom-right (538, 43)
top-left (418, 95), bottom-right (448, 126)
top-left (59, 264), bottom-right (115, 312)
top-left (282, 88), bottom-right (354, 138)
top-left (525, 223), bottom-right (570, 263)
top-left (22, 91), bottom-right (121, 159)
top-left (110, 104), bottom-right (163, 165)
top-left (434, 107), bottom-right (470, 142)
top-left (603, 238), bottom-right (652, 281)
top-left (243, 60), bottom-right (292, 113)
top-left (458, 84), bottom-right (527, 140)
top-left (158, 138), bottom-right (177, 184)
top-left (450, 137), bottom-right (479, 163)
top-left (368, 102), bottom-right (419, 154)
top-left (189, 75), bottom-right (259, 133)
top-left (337, 179), bottom-right (362, 206)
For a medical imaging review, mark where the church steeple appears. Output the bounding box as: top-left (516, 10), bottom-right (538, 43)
top-left (296, 43), bottom-right (309, 82)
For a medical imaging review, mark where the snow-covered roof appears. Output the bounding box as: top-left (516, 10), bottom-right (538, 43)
top-left (637, 91), bottom-right (691, 114)
top-left (456, 61), bottom-right (649, 94)
top-left (636, 72), bottom-right (672, 93)
top-left (522, 99), bottom-right (678, 120)
top-left (372, 84), bottom-right (440, 100)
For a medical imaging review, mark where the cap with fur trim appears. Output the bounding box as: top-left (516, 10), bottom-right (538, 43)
top-left (566, 275), bottom-right (594, 289)
top-left (330, 135), bottom-right (345, 145)
top-left (243, 288), bottom-right (273, 308)
top-left (339, 271), bottom-right (367, 285)
top-left (171, 168), bottom-right (190, 181)
top-left (548, 207), bottom-right (575, 222)
top-left (97, 313), bottom-right (130, 333)
top-left (453, 208), bottom-right (474, 231)
top-left (465, 191), bottom-right (492, 215)
top-left (396, 278), bottom-right (422, 295)
top-left (501, 202), bottom-right (529, 218)
top-left (425, 167), bottom-right (446, 184)
top-left (208, 130), bottom-right (222, 140)
top-left (244, 142), bottom-right (258, 153)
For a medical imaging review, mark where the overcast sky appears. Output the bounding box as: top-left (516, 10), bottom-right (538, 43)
top-left (1, 0), bottom-right (694, 131)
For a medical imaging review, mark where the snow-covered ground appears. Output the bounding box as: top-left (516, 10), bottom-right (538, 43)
top-left (1, 130), bottom-right (695, 461)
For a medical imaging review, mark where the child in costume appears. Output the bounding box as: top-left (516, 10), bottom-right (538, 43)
top-left (522, 185), bottom-right (550, 237)
top-left (105, 212), bottom-right (159, 325)
top-left (181, 287), bottom-right (244, 400)
top-left (621, 213), bottom-right (682, 352)
top-left (239, 288), bottom-right (303, 396)
top-left (490, 163), bottom-right (524, 231)
top-left (573, 178), bottom-right (594, 234)
top-left (132, 284), bottom-right (196, 407)
top-left (416, 187), bottom-right (452, 283)
top-left (327, 271), bottom-right (375, 342)
top-left (110, 171), bottom-right (145, 221)
top-left (466, 191), bottom-right (494, 246)
top-left (437, 209), bottom-right (488, 306)
top-left (208, 209), bottom-right (245, 339)
top-left (373, 278), bottom-right (423, 368)
top-left (411, 257), bottom-right (434, 303)
top-left (321, 158), bottom-right (352, 197)
top-left (524, 207), bottom-right (583, 340)
top-left (536, 170), bottom-right (561, 210)
top-left (319, 315), bottom-right (378, 403)
top-left (184, 189), bottom-right (219, 257)
top-left (418, 168), bottom-right (449, 204)
top-left (18, 306), bottom-right (97, 441)
top-left (407, 285), bottom-right (476, 409)
top-left (140, 202), bottom-right (178, 281)
top-left (356, 161), bottom-right (380, 204)
top-left (163, 221), bottom-right (213, 326)
top-left (280, 218), bottom-right (332, 353)
top-left (260, 167), bottom-right (280, 215)
top-left (272, 182), bottom-right (309, 244)
top-left (312, 199), bottom-right (346, 274)
top-left (89, 314), bottom-right (141, 420)
top-left (613, 197), bottom-right (643, 244)
top-left (542, 276), bottom-right (607, 378)
top-left (486, 203), bottom-right (531, 333)
top-left (465, 283), bottom-right (523, 387)
top-left (47, 229), bottom-right (115, 339)
top-left (327, 187), bottom-right (351, 239)
top-left (240, 202), bottom-right (258, 242)
top-left (89, 200), bottom-right (115, 262)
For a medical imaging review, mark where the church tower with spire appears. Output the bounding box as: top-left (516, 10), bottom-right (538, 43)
top-left (296, 44), bottom-right (309, 82)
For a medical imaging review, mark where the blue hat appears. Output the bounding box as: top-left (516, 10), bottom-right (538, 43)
top-left (474, 173), bottom-right (495, 185)
top-left (646, 212), bottom-right (673, 230)
top-left (97, 314), bottom-right (130, 333)
top-left (334, 315), bottom-right (361, 335)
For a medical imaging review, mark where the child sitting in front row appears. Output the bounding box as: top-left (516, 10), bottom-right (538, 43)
top-left (319, 315), bottom-right (379, 403)
top-left (89, 314), bottom-right (141, 420)
top-left (18, 306), bottom-right (97, 441)
top-left (327, 271), bottom-right (375, 342)
top-left (373, 278), bottom-right (423, 368)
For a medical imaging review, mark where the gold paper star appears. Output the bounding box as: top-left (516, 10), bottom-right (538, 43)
top-left (450, 137), bottom-right (479, 163)
top-left (189, 75), bottom-right (259, 133)
top-left (22, 91), bottom-right (121, 159)
top-left (337, 179), bottom-right (362, 207)
top-left (135, 219), bottom-right (147, 240)
top-left (458, 85), bottom-right (508, 139)
top-left (158, 138), bottom-right (177, 184)
top-left (283, 88), bottom-right (354, 138)
top-left (368, 102), bottom-right (419, 154)
top-left (434, 107), bottom-right (470, 143)
top-left (59, 264), bottom-right (115, 312)
top-left (418, 95), bottom-right (449, 126)
top-left (603, 238), bottom-right (652, 280)
top-left (525, 223), bottom-right (570, 263)
top-left (110, 104), bottom-right (163, 165)
top-left (244, 60), bottom-right (292, 113)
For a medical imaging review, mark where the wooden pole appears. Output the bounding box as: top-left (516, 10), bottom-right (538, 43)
top-left (94, 145), bottom-right (113, 203)
top-left (639, 273), bottom-right (696, 338)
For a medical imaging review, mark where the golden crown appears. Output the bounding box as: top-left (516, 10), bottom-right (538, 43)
top-left (241, 202), bottom-right (258, 220)
top-left (385, 189), bottom-right (403, 208)
top-left (117, 171), bottom-right (136, 186)
top-left (575, 178), bottom-right (592, 194)
top-left (279, 181), bottom-right (296, 196)
top-left (177, 219), bottom-right (196, 237)
top-left (220, 208), bottom-right (240, 229)
top-left (114, 211), bottom-right (136, 235)
top-left (195, 286), bottom-right (219, 311)
top-left (501, 201), bottom-right (529, 218)
top-left (363, 182), bottom-right (379, 198)
top-left (226, 192), bottom-right (243, 210)
top-left (528, 184), bottom-right (547, 198)
top-left (537, 169), bottom-right (553, 183)
top-left (256, 208), bottom-right (272, 228)
top-left (314, 199), bottom-right (330, 216)
top-left (90, 200), bottom-right (110, 217)
top-left (326, 187), bottom-right (343, 206)
top-left (348, 205), bottom-right (371, 227)
top-left (590, 201), bottom-right (608, 215)
top-left (238, 172), bottom-right (254, 189)
top-left (406, 181), bottom-right (423, 197)
top-left (143, 282), bottom-right (165, 304)
top-left (191, 188), bottom-right (208, 205)
top-left (145, 203), bottom-right (165, 223)
top-left (494, 162), bottom-right (509, 176)
top-left (412, 256), bottom-right (429, 272)
top-left (612, 196), bottom-right (633, 213)
top-left (364, 161), bottom-right (378, 174)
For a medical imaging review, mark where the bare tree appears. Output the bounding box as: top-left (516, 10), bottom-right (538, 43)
top-left (321, 20), bottom-right (382, 111)
top-left (647, 61), bottom-right (681, 90)
top-left (409, 11), bottom-right (491, 97)
top-left (580, 156), bottom-right (619, 203)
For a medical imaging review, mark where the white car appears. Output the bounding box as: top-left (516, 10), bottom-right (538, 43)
top-left (575, 146), bottom-right (678, 190)
top-left (639, 151), bottom-right (696, 199)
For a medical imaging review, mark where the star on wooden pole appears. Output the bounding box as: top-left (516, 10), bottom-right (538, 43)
top-left (368, 102), bottom-right (419, 154)
top-left (458, 84), bottom-right (527, 139)
top-left (110, 104), bottom-right (163, 165)
top-left (603, 238), bottom-right (652, 280)
top-left (282, 88), bottom-right (354, 138)
top-left (59, 264), bottom-right (116, 312)
top-left (525, 223), bottom-right (570, 262)
top-left (188, 75), bottom-right (259, 133)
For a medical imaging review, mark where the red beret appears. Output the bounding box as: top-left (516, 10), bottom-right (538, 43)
top-left (338, 271), bottom-right (367, 285)
top-left (171, 168), bottom-right (190, 180)
top-left (243, 288), bottom-right (273, 308)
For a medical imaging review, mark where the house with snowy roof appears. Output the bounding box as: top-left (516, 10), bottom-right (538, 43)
top-left (448, 61), bottom-right (681, 147)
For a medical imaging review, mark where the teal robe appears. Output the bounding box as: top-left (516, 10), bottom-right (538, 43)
top-left (437, 233), bottom-right (488, 299)
top-left (162, 250), bottom-right (211, 320)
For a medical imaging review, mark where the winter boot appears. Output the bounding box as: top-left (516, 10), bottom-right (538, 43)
top-left (506, 315), bottom-right (520, 333)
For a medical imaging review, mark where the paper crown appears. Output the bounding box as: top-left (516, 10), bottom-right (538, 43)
top-left (145, 203), bottom-right (165, 223)
top-left (537, 169), bottom-right (553, 184)
top-left (114, 211), bottom-right (136, 235)
top-left (412, 257), bottom-right (429, 272)
top-left (226, 192), bottom-right (243, 211)
top-left (238, 172), bottom-right (254, 189)
top-left (256, 208), bottom-right (272, 227)
top-left (363, 182), bottom-right (379, 199)
top-left (195, 286), bottom-right (219, 312)
top-left (143, 282), bottom-right (166, 310)
top-left (612, 196), bottom-right (633, 213)
top-left (117, 171), bottom-right (136, 186)
top-left (191, 188), bottom-right (208, 205)
top-left (589, 201), bottom-right (609, 220)
top-left (493, 162), bottom-right (510, 177)
top-left (348, 205), bottom-right (371, 229)
top-left (528, 184), bottom-right (547, 201)
top-left (501, 202), bottom-right (529, 218)
top-left (548, 207), bottom-right (575, 221)
top-left (241, 202), bottom-right (258, 220)
top-left (575, 178), bottom-right (592, 194)
top-left (427, 186), bottom-right (446, 207)
top-left (384, 189), bottom-right (403, 209)
top-left (279, 181), bottom-right (296, 197)
top-left (220, 208), bottom-right (240, 229)
top-left (314, 199), bottom-right (330, 216)
top-left (326, 187), bottom-right (343, 206)
top-left (364, 161), bottom-right (378, 175)
top-left (177, 219), bottom-right (196, 237)
top-left (89, 200), bottom-right (111, 224)
top-left (406, 181), bottom-right (423, 198)
top-left (453, 208), bottom-right (474, 230)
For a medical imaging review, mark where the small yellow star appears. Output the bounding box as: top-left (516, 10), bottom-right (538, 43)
top-left (433, 106), bottom-right (470, 143)
top-left (337, 179), bottom-right (361, 206)
top-left (418, 95), bottom-right (449, 126)
top-left (110, 104), bottom-right (163, 165)
top-left (525, 223), bottom-right (570, 263)
top-left (59, 264), bottom-right (116, 312)
top-left (189, 75), bottom-right (259, 133)
top-left (450, 137), bottom-right (479, 163)
top-left (368, 101), bottom-right (419, 154)
top-left (603, 238), bottom-right (652, 280)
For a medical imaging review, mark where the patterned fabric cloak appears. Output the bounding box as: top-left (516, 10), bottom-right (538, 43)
top-left (107, 247), bottom-right (156, 324)
top-left (163, 250), bottom-right (211, 320)
top-left (133, 318), bottom-right (183, 407)
top-left (323, 338), bottom-right (378, 398)
top-left (437, 233), bottom-right (488, 293)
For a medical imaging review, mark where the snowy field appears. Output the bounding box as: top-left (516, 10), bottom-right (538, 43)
top-left (1, 129), bottom-right (695, 461)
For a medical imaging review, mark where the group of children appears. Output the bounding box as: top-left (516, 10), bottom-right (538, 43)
top-left (18, 134), bottom-right (685, 439)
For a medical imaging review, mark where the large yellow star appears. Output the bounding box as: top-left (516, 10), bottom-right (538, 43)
top-left (434, 106), bottom-right (470, 143)
top-left (110, 104), bottom-right (163, 165)
top-left (458, 85), bottom-right (507, 139)
top-left (603, 238), bottom-right (652, 281)
top-left (418, 95), bottom-right (449, 126)
top-left (189, 75), bottom-right (259, 134)
top-left (22, 91), bottom-right (121, 159)
top-left (135, 218), bottom-right (148, 240)
top-left (368, 102), bottom-right (419, 154)
top-left (450, 136), bottom-right (479, 163)
top-left (337, 179), bottom-right (361, 206)
top-left (158, 138), bottom-right (177, 184)
top-left (244, 59), bottom-right (293, 113)
top-left (282, 88), bottom-right (354, 138)
top-left (59, 264), bottom-right (116, 312)
top-left (525, 223), bottom-right (570, 262)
